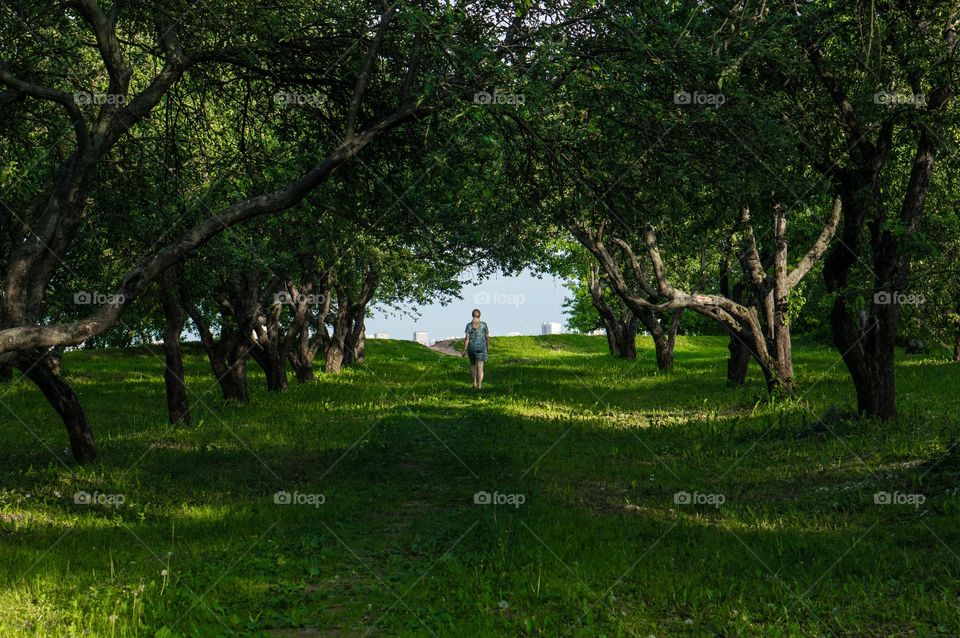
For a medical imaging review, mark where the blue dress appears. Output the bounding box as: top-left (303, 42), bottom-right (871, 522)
top-left (465, 321), bottom-right (489, 362)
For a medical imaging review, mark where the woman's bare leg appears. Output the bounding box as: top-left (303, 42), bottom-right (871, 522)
top-left (471, 363), bottom-right (477, 387)
top-left (476, 361), bottom-right (484, 389)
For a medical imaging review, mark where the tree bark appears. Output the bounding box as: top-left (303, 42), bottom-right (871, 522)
top-left (0, 363), bottom-right (13, 382)
top-left (160, 271), bottom-right (191, 425)
top-left (290, 341), bottom-right (315, 381)
top-left (17, 348), bottom-right (96, 463)
top-left (824, 172), bottom-right (898, 418)
top-left (343, 313), bottom-right (367, 365)
top-left (324, 340), bottom-right (345, 374)
top-left (250, 345), bottom-right (288, 392)
top-left (218, 349), bottom-right (250, 402)
top-left (804, 34), bottom-right (950, 418)
top-left (602, 315), bottom-right (637, 359)
top-left (184, 295), bottom-right (252, 403)
top-left (570, 196), bottom-right (839, 396)
top-left (341, 269), bottom-right (377, 366)
top-left (770, 204), bottom-right (796, 394)
top-left (636, 308), bottom-right (678, 372)
top-left (954, 325), bottom-right (960, 362)
top-left (587, 265), bottom-right (637, 359)
top-left (725, 332), bottom-right (751, 386)
top-left (287, 271), bottom-right (331, 381)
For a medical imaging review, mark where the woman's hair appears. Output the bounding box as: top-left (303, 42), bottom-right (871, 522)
top-left (471, 308), bottom-right (481, 317)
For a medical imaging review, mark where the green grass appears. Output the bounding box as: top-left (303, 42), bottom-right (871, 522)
top-left (1, 335), bottom-right (959, 636)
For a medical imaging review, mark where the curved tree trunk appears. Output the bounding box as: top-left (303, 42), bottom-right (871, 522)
top-left (17, 349), bottom-right (96, 463)
top-left (587, 264), bottom-right (637, 360)
top-left (160, 272), bottom-right (191, 425)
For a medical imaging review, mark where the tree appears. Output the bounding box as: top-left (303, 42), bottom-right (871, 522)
top-left (0, 0), bottom-right (544, 461)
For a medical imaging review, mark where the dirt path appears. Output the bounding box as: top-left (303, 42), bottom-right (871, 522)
top-left (429, 339), bottom-right (462, 357)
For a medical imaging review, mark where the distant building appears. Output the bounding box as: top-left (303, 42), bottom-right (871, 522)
top-left (541, 322), bottom-right (562, 335)
top-left (506, 331), bottom-right (523, 337)
top-left (587, 328), bottom-right (605, 336)
top-left (413, 331), bottom-right (429, 345)
top-left (374, 332), bottom-right (390, 339)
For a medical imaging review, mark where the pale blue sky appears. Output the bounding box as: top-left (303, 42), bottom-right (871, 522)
top-left (366, 269), bottom-right (573, 342)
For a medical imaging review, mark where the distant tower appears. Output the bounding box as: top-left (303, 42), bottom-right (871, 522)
top-left (413, 331), bottom-right (429, 345)
top-left (541, 322), bottom-right (562, 335)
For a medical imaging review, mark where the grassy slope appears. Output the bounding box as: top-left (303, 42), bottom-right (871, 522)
top-left (0, 335), bottom-right (958, 637)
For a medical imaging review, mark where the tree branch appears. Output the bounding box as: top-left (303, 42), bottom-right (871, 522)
top-left (786, 195), bottom-right (842, 289)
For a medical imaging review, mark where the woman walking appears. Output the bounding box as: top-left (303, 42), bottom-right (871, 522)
top-left (462, 308), bottom-right (490, 389)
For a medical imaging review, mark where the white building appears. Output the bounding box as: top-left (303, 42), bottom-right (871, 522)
top-left (541, 322), bottom-right (563, 335)
top-left (413, 331), bottom-right (429, 345)
top-left (374, 332), bottom-right (390, 339)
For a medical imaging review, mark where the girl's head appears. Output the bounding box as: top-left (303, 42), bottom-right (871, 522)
top-left (472, 308), bottom-right (481, 319)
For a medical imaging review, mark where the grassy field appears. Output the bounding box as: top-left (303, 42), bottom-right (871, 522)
top-left (0, 335), bottom-right (958, 637)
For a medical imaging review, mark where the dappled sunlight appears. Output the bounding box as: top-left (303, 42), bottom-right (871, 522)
top-left (1, 336), bottom-right (958, 635)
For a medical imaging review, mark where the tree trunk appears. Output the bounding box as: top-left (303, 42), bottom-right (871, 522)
top-left (602, 316), bottom-right (637, 359)
top-left (17, 349), bottom-right (96, 463)
top-left (160, 273), bottom-right (192, 425)
top-left (726, 332), bottom-right (751, 386)
top-left (324, 340), bottom-right (345, 374)
top-left (291, 357), bottom-right (314, 382)
top-left (824, 175), bottom-right (898, 418)
top-left (251, 346), bottom-right (288, 392)
top-left (198, 333), bottom-right (250, 403)
top-left (831, 300), bottom-right (898, 417)
top-left (342, 273), bottom-right (376, 366)
top-left (770, 204), bottom-right (795, 394)
top-left (290, 326), bottom-right (316, 382)
top-left (0, 363), bottom-right (12, 382)
top-left (344, 316), bottom-right (366, 365)
top-left (954, 324), bottom-right (960, 362)
top-left (587, 266), bottom-right (637, 360)
top-left (219, 350), bottom-right (250, 402)
top-left (637, 308), bottom-right (676, 372)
